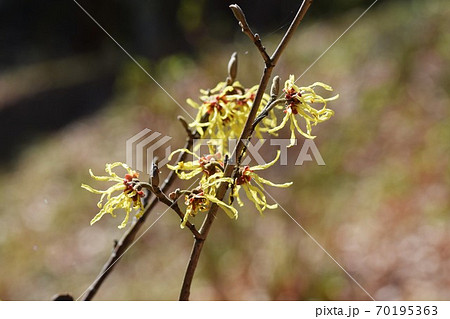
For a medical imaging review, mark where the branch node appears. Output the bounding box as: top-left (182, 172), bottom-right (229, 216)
top-left (229, 4), bottom-right (271, 64)
top-left (169, 188), bottom-right (182, 200)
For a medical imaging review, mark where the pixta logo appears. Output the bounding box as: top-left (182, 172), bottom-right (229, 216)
top-left (126, 129), bottom-right (326, 174)
top-left (192, 138), bottom-right (325, 166)
top-left (126, 129), bottom-right (172, 174)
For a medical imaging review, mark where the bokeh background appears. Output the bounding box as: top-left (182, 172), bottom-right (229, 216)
top-left (0, 0), bottom-right (449, 300)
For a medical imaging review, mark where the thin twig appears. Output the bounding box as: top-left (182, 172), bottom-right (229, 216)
top-left (253, 98), bottom-right (285, 128)
top-left (81, 126), bottom-right (196, 301)
top-left (80, 91), bottom-right (215, 301)
top-left (229, 5), bottom-right (271, 65)
top-left (179, 0), bottom-right (313, 301)
top-left (142, 169), bottom-right (203, 240)
top-left (253, 75), bottom-right (282, 127)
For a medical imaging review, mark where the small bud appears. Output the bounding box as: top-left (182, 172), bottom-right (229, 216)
top-left (169, 192), bottom-right (177, 200)
top-left (271, 76), bottom-right (280, 97)
top-left (229, 4), bottom-right (247, 27)
top-left (224, 154), bottom-right (229, 165)
top-left (169, 188), bottom-right (182, 200)
top-left (151, 161), bottom-right (159, 187)
top-left (227, 52), bottom-right (238, 83)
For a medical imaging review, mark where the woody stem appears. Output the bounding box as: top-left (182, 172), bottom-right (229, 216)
top-left (178, 0), bottom-right (313, 301)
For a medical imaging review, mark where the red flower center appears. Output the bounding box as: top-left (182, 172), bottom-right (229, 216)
top-left (123, 172), bottom-right (144, 201)
top-left (236, 166), bottom-right (253, 185)
top-left (185, 189), bottom-right (207, 211)
top-left (205, 95), bottom-right (228, 114)
top-left (284, 87), bottom-right (301, 114)
top-left (199, 153), bottom-right (223, 176)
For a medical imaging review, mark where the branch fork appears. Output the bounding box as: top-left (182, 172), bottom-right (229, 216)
top-left (229, 4), bottom-right (272, 66)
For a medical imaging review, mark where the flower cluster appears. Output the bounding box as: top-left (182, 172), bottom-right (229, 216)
top-left (231, 151), bottom-right (292, 214)
top-left (188, 81), bottom-right (276, 154)
top-left (167, 149), bottom-right (224, 181)
top-left (181, 186), bottom-right (238, 228)
top-left (82, 69), bottom-right (338, 230)
top-left (81, 162), bottom-right (145, 229)
top-left (167, 148), bottom-right (292, 226)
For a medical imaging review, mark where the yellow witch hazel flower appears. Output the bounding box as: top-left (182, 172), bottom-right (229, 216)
top-left (182, 187), bottom-right (209, 227)
top-left (268, 75), bottom-right (338, 146)
top-left (181, 186), bottom-right (238, 228)
top-left (231, 151), bottom-right (292, 213)
top-left (187, 81), bottom-right (275, 153)
top-left (167, 149), bottom-right (237, 227)
top-left (166, 149), bottom-right (225, 183)
top-left (81, 162), bottom-right (145, 229)
top-left (167, 149), bottom-right (292, 224)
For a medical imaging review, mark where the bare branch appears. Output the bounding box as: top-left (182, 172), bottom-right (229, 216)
top-left (81, 130), bottom-right (197, 301)
top-left (179, 0), bottom-right (314, 301)
top-left (253, 98), bottom-right (285, 128)
top-left (229, 4), bottom-right (271, 65)
top-left (143, 175), bottom-right (203, 240)
top-left (81, 0), bottom-right (313, 302)
top-left (179, 239), bottom-right (205, 300)
top-left (271, 0), bottom-right (313, 65)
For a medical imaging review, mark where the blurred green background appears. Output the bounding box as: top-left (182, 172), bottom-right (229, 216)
top-left (0, 0), bottom-right (449, 300)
